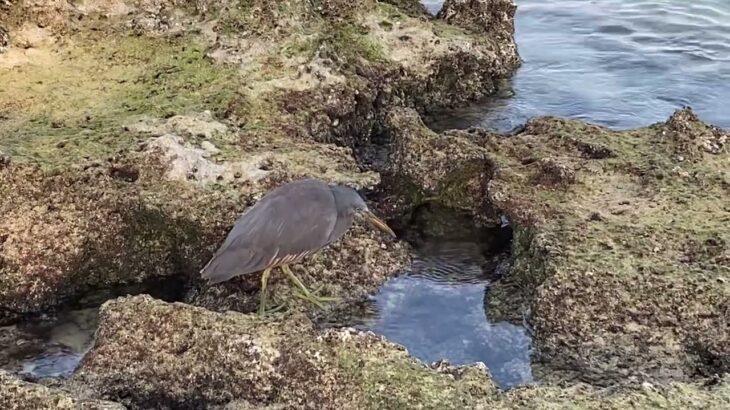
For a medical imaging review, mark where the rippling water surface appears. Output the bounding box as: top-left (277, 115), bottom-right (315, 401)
top-left (424, 0), bottom-right (730, 131)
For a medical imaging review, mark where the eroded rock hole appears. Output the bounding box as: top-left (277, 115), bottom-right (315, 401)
top-left (0, 276), bottom-right (185, 381)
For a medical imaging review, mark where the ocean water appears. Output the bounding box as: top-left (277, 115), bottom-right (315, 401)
top-left (424, 0), bottom-right (730, 131)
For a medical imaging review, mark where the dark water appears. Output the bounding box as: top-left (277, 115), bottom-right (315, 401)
top-left (337, 206), bottom-right (532, 389)
top-left (424, 0), bottom-right (730, 131)
top-left (14, 308), bottom-right (98, 379)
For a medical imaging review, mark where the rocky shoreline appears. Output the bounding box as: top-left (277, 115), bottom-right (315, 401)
top-left (1, 0), bottom-right (728, 408)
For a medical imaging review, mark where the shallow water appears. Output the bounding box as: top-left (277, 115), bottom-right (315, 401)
top-left (424, 0), bottom-right (730, 131)
top-left (339, 206), bottom-right (531, 389)
top-left (15, 308), bottom-right (98, 379)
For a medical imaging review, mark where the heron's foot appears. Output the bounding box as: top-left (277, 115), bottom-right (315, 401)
top-left (257, 302), bottom-right (286, 317)
top-left (293, 289), bottom-right (339, 309)
top-left (280, 264), bottom-right (338, 309)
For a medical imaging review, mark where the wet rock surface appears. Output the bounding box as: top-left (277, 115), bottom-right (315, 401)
top-left (1, 370), bottom-right (124, 410)
top-left (382, 107), bottom-right (496, 218)
top-left (71, 295), bottom-right (498, 409)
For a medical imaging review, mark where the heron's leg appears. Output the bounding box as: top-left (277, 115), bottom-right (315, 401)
top-left (281, 264), bottom-right (338, 307)
top-left (258, 267), bottom-right (272, 315)
top-left (281, 264), bottom-right (311, 295)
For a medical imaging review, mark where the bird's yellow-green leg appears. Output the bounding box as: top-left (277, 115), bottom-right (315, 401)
top-left (258, 267), bottom-right (273, 315)
top-left (281, 264), bottom-right (338, 308)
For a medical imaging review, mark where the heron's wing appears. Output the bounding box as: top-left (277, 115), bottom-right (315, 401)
top-left (201, 180), bottom-right (337, 284)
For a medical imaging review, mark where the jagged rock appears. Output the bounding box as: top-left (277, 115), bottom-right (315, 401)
top-left (0, 160), bottom-right (239, 322)
top-left (72, 295), bottom-right (497, 409)
top-left (480, 109), bottom-right (728, 384)
top-left (71, 296), bottom-right (730, 409)
top-left (383, 107), bottom-right (495, 217)
top-left (438, 0), bottom-right (518, 40)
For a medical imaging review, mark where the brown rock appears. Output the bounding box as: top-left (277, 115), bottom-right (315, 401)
top-left (72, 295), bottom-right (497, 409)
top-left (383, 107), bottom-right (494, 217)
top-left (0, 370), bottom-right (124, 410)
top-left (438, 0), bottom-right (518, 40)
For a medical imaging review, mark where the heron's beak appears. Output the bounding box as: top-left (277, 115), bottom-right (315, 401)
top-left (362, 210), bottom-right (396, 238)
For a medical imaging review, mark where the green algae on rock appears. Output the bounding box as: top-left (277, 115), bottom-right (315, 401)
top-left (0, 370), bottom-right (124, 410)
top-left (71, 295), bottom-right (498, 409)
top-left (70, 295), bottom-right (730, 409)
top-left (208, 0), bottom-right (520, 147)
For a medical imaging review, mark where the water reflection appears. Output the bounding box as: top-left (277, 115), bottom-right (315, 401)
top-left (423, 0), bottom-right (730, 131)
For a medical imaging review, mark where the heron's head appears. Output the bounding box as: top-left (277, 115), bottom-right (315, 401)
top-left (331, 185), bottom-right (396, 238)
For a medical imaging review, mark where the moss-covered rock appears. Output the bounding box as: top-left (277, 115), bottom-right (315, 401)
top-left (0, 0), bottom-right (518, 321)
top-left (0, 0), bottom-right (516, 316)
top-left (472, 109), bottom-right (728, 384)
top-left (0, 370), bottom-right (124, 410)
top-left (71, 295), bottom-right (730, 409)
top-left (72, 295), bottom-right (498, 409)
top-left (382, 107), bottom-right (495, 218)
top-left (0, 158), bottom-right (239, 322)
top-left (438, 0), bottom-right (518, 41)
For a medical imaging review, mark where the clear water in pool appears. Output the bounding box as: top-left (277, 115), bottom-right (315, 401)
top-left (338, 206), bottom-right (531, 390)
top-left (2, 278), bottom-right (185, 380)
